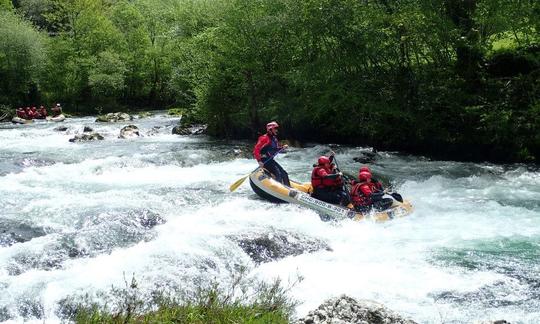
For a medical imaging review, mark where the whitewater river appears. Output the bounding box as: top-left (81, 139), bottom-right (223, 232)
top-left (0, 114), bottom-right (539, 323)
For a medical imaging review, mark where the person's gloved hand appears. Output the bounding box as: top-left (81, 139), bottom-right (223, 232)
top-left (371, 192), bottom-right (384, 201)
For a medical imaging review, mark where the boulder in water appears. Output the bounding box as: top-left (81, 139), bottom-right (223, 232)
top-left (96, 112), bottom-right (133, 123)
top-left (230, 230), bottom-right (331, 264)
top-left (69, 127), bottom-right (104, 142)
top-left (119, 125), bottom-right (140, 139)
top-left (69, 132), bottom-right (104, 142)
top-left (224, 145), bottom-right (252, 159)
top-left (146, 126), bottom-right (161, 136)
top-left (294, 295), bottom-right (417, 324)
top-left (172, 124), bottom-right (207, 135)
top-left (353, 149), bottom-right (379, 164)
top-left (0, 218), bottom-right (48, 247)
top-left (53, 126), bottom-right (69, 132)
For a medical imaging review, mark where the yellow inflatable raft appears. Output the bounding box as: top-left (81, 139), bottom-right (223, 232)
top-left (249, 168), bottom-right (413, 222)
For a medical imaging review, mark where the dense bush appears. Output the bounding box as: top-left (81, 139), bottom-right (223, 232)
top-left (1, 0), bottom-right (539, 162)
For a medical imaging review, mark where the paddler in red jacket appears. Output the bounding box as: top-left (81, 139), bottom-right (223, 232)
top-left (350, 167), bottom-right (393, 212)
top-left (253, 121), bottom-right (290, 186)
top-left (311, 154), bottom-right (349, 205)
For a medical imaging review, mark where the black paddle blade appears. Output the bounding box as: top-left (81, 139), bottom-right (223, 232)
top-left (390, 192), bottom-right (403, 203)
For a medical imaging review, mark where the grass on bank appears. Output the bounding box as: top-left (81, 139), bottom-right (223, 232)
top-left (72, 271), bottom-right (300, 324)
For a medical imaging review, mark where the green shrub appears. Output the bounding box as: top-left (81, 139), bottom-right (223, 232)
top-left (72, 269), bottom-right (300, 324)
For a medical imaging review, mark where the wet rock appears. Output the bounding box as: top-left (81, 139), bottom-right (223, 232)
top-left (119, 125), bottom-right (140, 139)
top-left (96, 112), bottom-right (133, 123)
top-left (0, 218), bottom-right (47, 247)
top-left (69, 133), bottom-right (104, 142)
top-left (0, 306), bottom-right (11, 322)
top-left (137, 111), bottom-right (153, 118)
top-left (17, 297), bottom-right (44, 320)
top-left (69, 126), bottom-right (104, 142)
top-left (131, 209), bottom-right (166, 229)
top-left (224, 145), bottom-right (252, 159)
top-left (4, 209), bottom-right (165, 276)
top-left (231, 230), bottom-right (331, 264)
top-left (353, 149), bottom-right (379, 164)
top-left (172, 124), bottom-right (207, 135)
top-left (146, 126), bottom-right (161, 136)
top-left (295, 295), bottom-right (417, 324)
top-left (53, 126), bottom-right (68, 132)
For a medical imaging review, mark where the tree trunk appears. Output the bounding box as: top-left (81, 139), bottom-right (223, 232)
top-left (244, 70), bottom-right (260, 137)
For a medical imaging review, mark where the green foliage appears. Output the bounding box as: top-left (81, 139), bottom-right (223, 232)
top-left (168, 108), bottom-right (184, 116)
top-left (0, 0), bottom-right (12, 11)
top-left (0, 104), bottom-right (13, 120)
top-left (71, 270), bottom-right (298, 324)
top-left (0, 10), bottom-right (46, 105)
top-left (88, 50), bottom-right (127, 98)
top-left (15, 0), bottom-right (53, 30)
top-left (1, 0), bottom-right (539, 162)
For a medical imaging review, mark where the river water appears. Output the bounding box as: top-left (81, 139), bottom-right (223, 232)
top-left (0, 114), bottom-right (539, 323)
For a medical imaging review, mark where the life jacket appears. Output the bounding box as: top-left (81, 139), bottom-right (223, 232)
top-left (311, 166), bottom-right (343, 189)
top-left (350, 181), bottom-right (371, 206)
top-left (253, 133), bottom-right (280, 163)
top-left (16, 110), bottom-right (26, 118)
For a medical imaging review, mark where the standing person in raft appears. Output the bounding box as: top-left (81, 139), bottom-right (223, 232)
top-left (311, 154), bottom-right (349, 206)
top-left (350, 166), bottom-right (393, 212)
top-left (253, 121), bottom-right (290, 186)
top-left (51, 103), bottom-right (62, 117)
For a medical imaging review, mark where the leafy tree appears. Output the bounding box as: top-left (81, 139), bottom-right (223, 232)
top-left (0, 10), bottom-right (46, 105)
top-left (110, 1), bottom-right (151, 103)
top-left (134, 0), bottom-right (175, 105)
top-left (41, 0), bottom-right (124, 110)
top-left (88, 50), bottom-right (127, 99)
top-left (16, 0), bottom-right (53, 31)
top-left (0, 0), bottom-right (13, 11)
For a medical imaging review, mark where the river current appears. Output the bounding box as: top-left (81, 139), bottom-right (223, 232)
top-left (0, 114), bottom-right (539, 323)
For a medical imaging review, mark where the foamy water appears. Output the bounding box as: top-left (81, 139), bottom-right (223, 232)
top-left (0, 114), bottom-right (539, 323)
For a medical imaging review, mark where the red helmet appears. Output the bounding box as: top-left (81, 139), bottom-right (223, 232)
top-left (318, 156), bottom-right (331, 165)
top-left (358, 170), bottom-right (371, 181)
top-left (266, 121), bottom-right (279, 132)
top-left (360, 166), bottom-right (371, 173)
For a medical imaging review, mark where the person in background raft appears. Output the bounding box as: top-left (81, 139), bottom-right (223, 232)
top-left (24, 107), bottom-right (36, 119)
top-left (16, 108), bottom-right (26, 119)
top-left (38, 105), bottom-right (47, 119)
top-left (311, 154), bottom-right (349, 206)
top-left (350, 166), bottom-right (393, 212)
top-left (253, 121), bottom-right (290, 186)
top-left (51, 103), bottom-right (62, 117)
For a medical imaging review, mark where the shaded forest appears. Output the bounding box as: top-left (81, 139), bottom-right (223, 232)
top-left (1, 0), bottom-right (539, 162)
